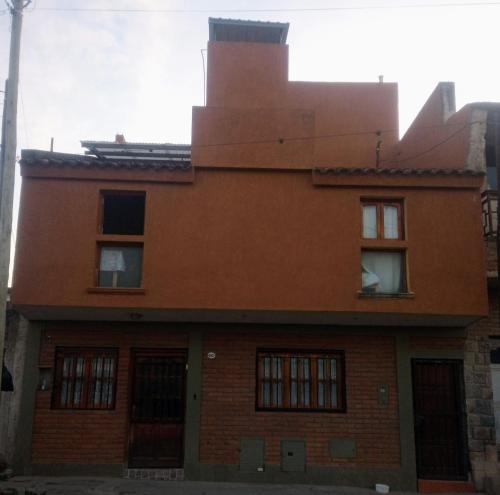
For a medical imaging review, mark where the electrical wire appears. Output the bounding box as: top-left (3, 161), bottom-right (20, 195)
top-left (29, 2), bottom-right (500, 14)
top-left (379, 124), bottom-right (470, 165)
top-left (192, 120), bottom-right (479, 149)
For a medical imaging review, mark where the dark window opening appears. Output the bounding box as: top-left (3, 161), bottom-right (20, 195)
top-left (486, 145), bottom-right (497, 190)
top-left (102, 192), bottom-right (145, 235)
top-left (491, 347), bottom-right (500, 364)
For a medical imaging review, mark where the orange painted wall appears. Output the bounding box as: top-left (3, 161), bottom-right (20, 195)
top-left (388, 84), bottom-right (471, 169)
top-left (192, 41), bottom-right (399, 169)
top-left (12, 40), bottom-right (487, 320)
top-left (12, 168), bottom-right (487, 318)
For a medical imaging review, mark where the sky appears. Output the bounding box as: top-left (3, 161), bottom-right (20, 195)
top-left (1, 0), bottom-right (500, 273)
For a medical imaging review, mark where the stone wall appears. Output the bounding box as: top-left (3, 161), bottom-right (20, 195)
top-left (0, 312), bottom-right (41, 474)
top-left (465, 286), bottom-right (499, 490)
top-left (0, 309), bottom-right (20, 467)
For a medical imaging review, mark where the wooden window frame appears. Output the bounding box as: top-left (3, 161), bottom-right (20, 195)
top-left (95, 242), bottom-right (144, 289)
top-left (255, 349), bottom-right (346, 413)
top-left (361, 248), bottom-right (408, 295)
top-left (361, 200), bottom-right (404, 240)
top-left (52, 347), bottom-right (118, 410)
top-left (98, 190), bottom-right (146, 236)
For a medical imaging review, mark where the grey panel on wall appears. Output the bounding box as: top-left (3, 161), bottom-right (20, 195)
top-left (239, 437), bottom-right (265, 472)
top-left (281, 439), bottom-right (306, 472)
top-left (329, 437), bottom-right (357, 459)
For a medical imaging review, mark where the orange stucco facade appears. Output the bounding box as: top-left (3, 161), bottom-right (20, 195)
top-left (12, 39), bottom-right (488, 324)
top-left (12, 165), bottom-right (487, 323)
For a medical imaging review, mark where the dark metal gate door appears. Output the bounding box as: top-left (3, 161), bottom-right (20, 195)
top-left (129, 350), bottom-right (187, 468)
top-left (412, 359), bottom-right (468, 480)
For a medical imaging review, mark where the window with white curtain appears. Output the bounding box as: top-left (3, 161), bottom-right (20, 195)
top-left (362, 201), bottom-right (403, 240)
top-left (98, 244), bottom-right (143, 288)
top-left (361, 250), bottom-right (405, 294)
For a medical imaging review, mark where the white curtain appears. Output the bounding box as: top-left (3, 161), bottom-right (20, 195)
top-left (383, 206), bottom-right (398, 239)
top-left (362, 251), bottom-right (402, 293)
top-left (100, 248), bottom-right (126, 272)
top-left (362, 205), bottom-right (377, 238)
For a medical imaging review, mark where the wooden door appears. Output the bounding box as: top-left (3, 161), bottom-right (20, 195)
top-left (412, 359), bottom-right (468, 480)
top-left (128, 350), bottom-right (187, 468)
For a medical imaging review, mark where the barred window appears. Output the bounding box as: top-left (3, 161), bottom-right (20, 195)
top-left (256, 350), bottom-right (345, 412)
top-left (52, 348), bottom-right (118, 410)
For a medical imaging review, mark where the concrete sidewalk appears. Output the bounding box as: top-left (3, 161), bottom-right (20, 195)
top-left (0, 477), bottom-right (475, 495)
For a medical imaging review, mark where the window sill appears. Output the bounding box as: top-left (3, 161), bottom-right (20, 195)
top-left (357, 291), bottom-right (415, 299)
top-left (87, 287), bottom-right (146, 295)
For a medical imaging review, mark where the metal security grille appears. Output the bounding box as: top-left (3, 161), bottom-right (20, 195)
top-left (256, 350), bottom-right (345, 412)
top-left (129, 350), bottom-right (187, 468)
top-left (412, 359), bottom-right (468, 480)
top-left (53, 348), bottom-right (117, 410)
top-left (132, 356), bottom-right (185, 422)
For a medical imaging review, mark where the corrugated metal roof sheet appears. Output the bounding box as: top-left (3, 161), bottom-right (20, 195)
top-left (81, 140), bottom-right (191, 162)
top-left (208, 17), bottom-right (289, 44)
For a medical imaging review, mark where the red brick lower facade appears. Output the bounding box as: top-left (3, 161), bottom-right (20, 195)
top-left (26, 322), bottom-right (472, 490)
top-left (200, 330), bottom-right (400, 467)
top-left (32, 323), bottom-right (188, 465)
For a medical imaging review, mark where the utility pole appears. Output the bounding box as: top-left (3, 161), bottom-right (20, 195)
top-left (495, 111), bottom-right (500, 322)
top-left (0, 0), bottom-right (30, 385)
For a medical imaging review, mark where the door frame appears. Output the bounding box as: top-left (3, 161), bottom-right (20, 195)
top-left (411, 358), bottom-right (469, 481)
top-left (127, 348), bottom-right (188, 468)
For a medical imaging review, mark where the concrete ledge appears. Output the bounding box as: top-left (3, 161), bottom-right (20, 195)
top-left (418, 479), bottom-right (475, 493)
top-left (30, 463), bottom-right (124, 477)
top-left (192, 463), bottom-right (414, 491)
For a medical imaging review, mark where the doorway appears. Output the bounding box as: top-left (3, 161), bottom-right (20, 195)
top-left (412, 359), bottom-right (468, 480)
top-left (128, 349), bottom-right (187, 468)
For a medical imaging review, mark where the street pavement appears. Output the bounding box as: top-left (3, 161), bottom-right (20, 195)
top-left (0, 477), bottom-right (476, 495)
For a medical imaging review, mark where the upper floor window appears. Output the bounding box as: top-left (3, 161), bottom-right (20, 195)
top-left (101, 191), bottom-right (145, 235)
top-left (361, 249), bottom-right (406, 294)
top-left (52, 347), bottom-right (118, 410)
top-left (362, 200), bottom-right (403, 240)
top-left (98, 244), bottom-right (143, 288)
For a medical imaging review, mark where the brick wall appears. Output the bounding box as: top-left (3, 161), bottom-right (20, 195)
top-left (31, 323), bottom-right (188, 465)
top-left (200, 330), bottom-right (400, 468)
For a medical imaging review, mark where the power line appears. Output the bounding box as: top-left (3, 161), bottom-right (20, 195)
top-left (380, 124), bottom-right (470, 165)
top-left (193, 120), bottom-right (480, 149)
top-left (28, 2), bottom-right (500, 14)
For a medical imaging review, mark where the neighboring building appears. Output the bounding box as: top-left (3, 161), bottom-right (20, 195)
top-left (388, 84), bottom-right (500, 491)
top-left (4, 18), bottom-right (495, 492)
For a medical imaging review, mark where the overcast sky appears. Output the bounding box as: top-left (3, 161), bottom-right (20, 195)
top-left (1, 0), bottom-right (500, 274)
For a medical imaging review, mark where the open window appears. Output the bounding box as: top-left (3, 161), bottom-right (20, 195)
top-left (361, 250), bottom-right (406, 294)
top-left (101, 191), bottom-right (145, 235)
top-left (98, 244), bottom-right (143, 288)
